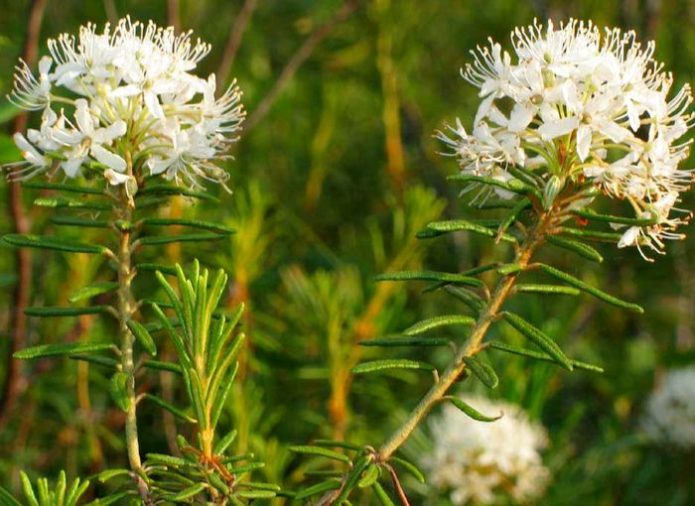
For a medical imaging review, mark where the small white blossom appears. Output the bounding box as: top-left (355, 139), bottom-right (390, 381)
top-left (7, 17), bottom-right (245, 192)
top-left (642, 366), bottom-right (695, 448)
top-left (422, 395), bottom-right (550, 505)
top-left (439, 19), bottom-right (694, 259)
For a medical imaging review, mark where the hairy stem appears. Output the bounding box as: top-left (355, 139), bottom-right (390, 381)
top-left (377, 210), bottom-right (552, 460)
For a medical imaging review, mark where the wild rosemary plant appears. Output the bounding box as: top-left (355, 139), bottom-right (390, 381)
top-left (1, 18), bottom-right (278, 504)
top-left (298, 20), bottom-right (694, 505)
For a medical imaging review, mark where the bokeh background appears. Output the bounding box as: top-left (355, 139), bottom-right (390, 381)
top-left (0, 0), bottom-right (693, 503)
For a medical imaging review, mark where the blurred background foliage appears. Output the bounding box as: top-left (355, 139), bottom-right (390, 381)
top-left (0, 0), bottom-right (693, 503)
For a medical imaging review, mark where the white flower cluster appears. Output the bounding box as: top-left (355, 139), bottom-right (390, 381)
top-left (9, 17), bottom-right (245, 192)
top-left (642, 366), bottom-right (695, 448)
top-left (438, 19), bottom-right (694, 259)
top-left (422, 395), bottom-right (550, 505)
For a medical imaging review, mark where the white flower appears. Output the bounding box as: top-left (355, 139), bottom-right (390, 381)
top-left (441, 19), bottom-right (694, 259)
top-left (421, 395), bottom-right (550, 505)
top-left (642, 366), bottom-right (695, 448)
top-left (7, 17), bottom-right (245, 192)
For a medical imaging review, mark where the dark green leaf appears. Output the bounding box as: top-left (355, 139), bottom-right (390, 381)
top-left (0, 486), bottom-right (22, 506)
top-left (141, 218), bottom-right (234, 234)
top-left (360, 336), bottom-right (449, 347)
top-left (487, 341), bottom-right (604, 372)
top-left (390, 456), bottom-right (426, 484)
top-left (109, 372), bottom-right (130, 411)
top-left (69, 354), bottom-right (118, 369)
top-left (143, 394), bottom-right (195, 423)
top-left (50, 216), bottom-right (110, 228)
top-left (15, 342), bottom-right (112, 360)
top-left (142, 359), bottom-right (182, 374)
top-left (334, 455), bottom-right (372, 503)
top-left (448, 397), bottom-right (502, 422)
top-left (557, 227), bottom-right (622, 242)
top-left (502, 312), bottom-right (573, 371)
top-left (418, 219), bottom-right (517, 243)
top-left (136, 233), bottom-right (226, 246)
top-left (214, 429), bottom-right (238, 455)
top-left (34, 197), bottom-right (110, 210)
top-left (3, 234), bottom-right (106, 254)
top-left (313, 439), bottom-right (362, 451)
top-left (571, 209), bottom-right (657, 226)
top-left (68, 282), bottom-right (118, 303)
top-left (165, 483), bottom-right (207, 501)
top-left (137, 184), bottom-right (218, 202)
top-left (23, 182), bottom-right (105, 195)
top-left (352, 359), bottom-right (434, 374)
top-left (294, 480), bottom-right (341, 501)
top-left (25, 305), bottom-right (110, 317)
top-left (515, 283), bottom-right (580, 296)
top-left (404, 315), bottom-right (475, 335)
top-left (289, 445), bottom-right (350, 463)
top-left (375, 271), bottom-right (482, 287)
top-left (373, 482), bottom-right (395, 506)
top-left (463, 356), bottom-right (499, 388)
top-left (547, 236), bottom-right (603, 263)
top-left (539, 264), bottom-right (644, 313)
top-left (135, 263), bottom-right (177, 276)
top-left (127, 320), bottom-right (157, 356)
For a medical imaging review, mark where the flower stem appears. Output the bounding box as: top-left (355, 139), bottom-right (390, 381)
top-left (377, 209), bottom-right (553, 462)
top-left (115, 193), bottom-right (143, 473)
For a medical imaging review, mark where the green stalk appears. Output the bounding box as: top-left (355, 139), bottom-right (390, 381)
top-left (376, 210), bottom-right (553, 461)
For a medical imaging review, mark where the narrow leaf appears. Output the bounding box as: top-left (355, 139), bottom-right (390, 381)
top-left (136, 233), bottom-right (226, 246)
top-left (137, 184), bottom-right (218, 202)
top-left (0, 487), bottom-right (21, 506)
top-left (375, 271), bottom-right (482, 287)
top-left (15, 342), bottom-right (112, 360)
top-left (390, 456), bottom-right (426, 484)
top-left (20, 472), bottom-right (38, 506)
top-left (557, 226), bottom-right (622, 242)
top-left (502, 312), bottom-right (573, 371)
top-left (135, 263), bottom-right (177, 276)
top-left (313, 439), bottom-right (362, 451)
top-left (214, 429), bottom-right (238, 455)
top-left (352, 359), bottom-right (434, 374)
top-left (572, 209), bottom-right (657, 226)
top-left (488, 341), bottom-right (604, 372)
top-left (358, 465), bottom-right (380, 489)
top-left (334, 455), bottom-right (372, 503)
top-left (68, 282), bottom-right (118, 303)
top-left (539, 264), bottom-right (644, 313)
top-left (34, 197), bottom-right (110, 210)
top-left (109, 372), bottom-right (130, 411)
top-left (23, 181), bottom-right (104, 195)
top-left (2, 234), bottom-right (106, 254)
top-left (404, 315), bottom-right (475, 335)
top-left (463, 356), bottom-right (499, 388)
top-left (25, 305), bottom-right (110, 317)
top-left (418, 219), bottom-right (517, 243)
top-left (50, 216), bottom-right (110, 228)
top-left (166, 483), bottom-right (207, 501)
top-left (373, 482), bottom-right (396, 506)
top-left (236, 490), bottom-right (277, 499)
top-left (127, 320), bottom-right (157, 356)
top-left (448, 397), bottom-right (502, 422)
top-left (294, 480), bottom-right (341, 500)
top-left (142, 359), bottom-right (182, 374)
top-left (288, 445), bottom-right (350, 463)
top-left (359, 336), bottom-right (450, 347)
top-left (141, 218), bottom-right (234, 235)
top-left (144, 394), bottom-right (195, 423)
top-left (515, 284), bottom-right (580, 296)
top-left (547, 236), bottom-right (603, 263)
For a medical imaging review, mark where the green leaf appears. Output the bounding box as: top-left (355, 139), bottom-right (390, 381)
top-left (142, 359), bottom-right (182, 374)
top-left (390, 456), bottom-right (426, 484)
top-left (141, 218), bottom-right (235, 234)
top-left (463, 356), bottom-right (499, 388)
top-left (237, 490), bottom-right (277, 499)
top-left (313, 439), bottom-right (362, 451)
top-left (497, 263), bottom-right (523, 275)
top-left (50, 216), bottom-right (110, 228)
top-left (294, 479), bottom-right (341, 500)
top-left (2, 234), bottom-right (106, 254)
top-left (547, 236), bottom-right (603, 263)
top-left (214, 429), bottom-right (238, 455)
top-left (358, 465), bottom-right (380, 488)
top-left (419, 219), bottom-right (517, 243)
top-left (404, 315), bottom-right (476, 335)
top-left (334, 455), bottom-right (372, 503)
top-left (137, 184), bottom-right (218, 202)
top-left (442, 286), bottom-right (485, 312)
top-left (109, 372), bottom-right (131, 412)
top-left (144, 393), bottom-right (195, 423)
top-left (69, 354), bottom-right (118, 369)
top-left (146, 453), bottom-right (188, 468)
top-left (487, 341), bottom-right (604, 373)
top-left (448, 397), bottom-right (502, 422)
top-left (352, 359), bottom-right (434, 374)
top-left (289, 445), bottom-right (351, 463)
top-left (373, 482), bottom-right (396, 506)
top-left (20, 472), bottom-right (38, 506)
top-left (0, 486), bottom-right (21, 506)
top-left (538, 264), bottom-right (644, 313)
top-left (502, 312), bottom-right (573, 371)
top-left (136, 233), bottom-right (226, 246)
top-left (495, 198), bottom-right (531, 240)
top-left (14, 342), bottom-right (112, 360)
top-left (34, 197), bottom-right (111, 210)
top-left (375, 271), bottom-right (482, 287)
top-left (557, 226), bottom-right (622, 242)
top-left (571, 209), bottom-right (657, 226)
top-left (515, 283), bottom-right (580, 296)
top-left (135, 263), bottom-right (177, 276)
top-left (96, 469), bottom-right (130, 483)
top-left (166, 483), bottom-right (207, 501)
top-left (25, 305), bottom-right (110, 317)
top-left (127, 320), bottom-right (157, 356)
top-left (68, 282), bottom-right (118, 303)
top-left (359, 336), bottom-right (450, 347)
top-left (23, 181), bottom-right (105, 195)
top-left (447, 173), bottom-right (534, 196)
